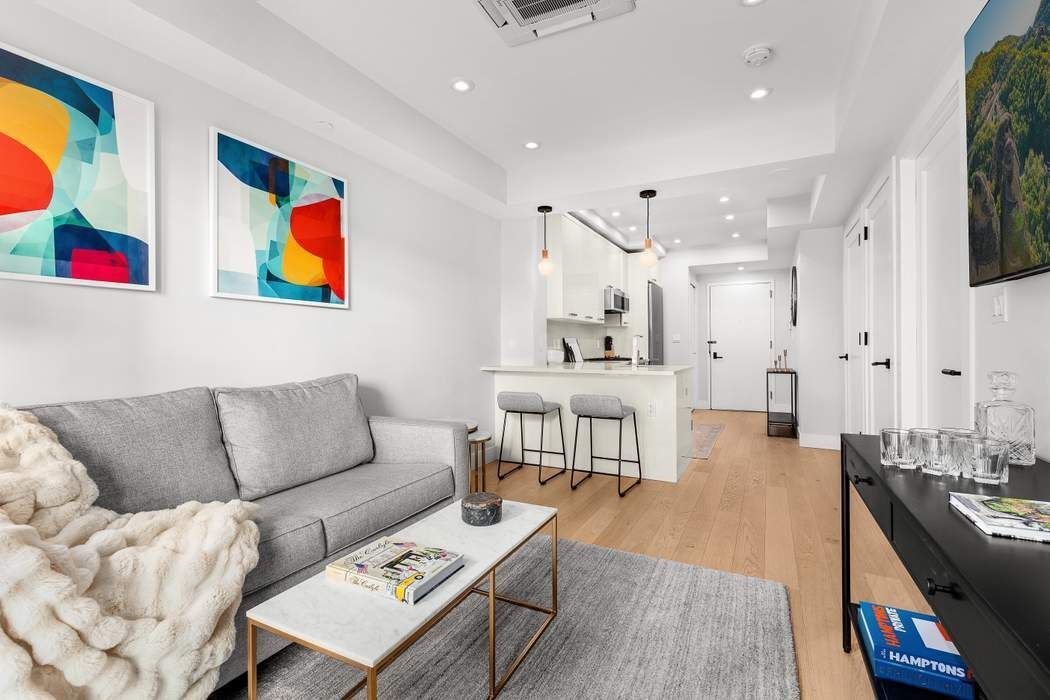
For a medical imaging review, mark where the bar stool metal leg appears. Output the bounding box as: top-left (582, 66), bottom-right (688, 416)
top-left (570, 415), bottom-right (594, 489)
top-left (497, 411), bottom-right (523, 480)
top-left (538, 408), bottom-right (567, 485)
top-left (618, 413), bottom-right (642, 497)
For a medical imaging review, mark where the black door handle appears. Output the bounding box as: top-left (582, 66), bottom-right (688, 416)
top-left (850, 474), bottom-right (873, 486)
top-left (926, 578), bottom-right (957, 597)
top-left (941, 369), bottom-right (962, 376)
top-left (712, 352), bottom-right (723, 359)
top-left (838, 354), bottom-right (849, 360)
top-left (872, 358), bottom-right (891, 369)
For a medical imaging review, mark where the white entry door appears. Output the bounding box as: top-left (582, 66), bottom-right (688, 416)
top-left (919, 118), bottom-right (970, 427)
top-left (709, 282), bottom-right (772, 411)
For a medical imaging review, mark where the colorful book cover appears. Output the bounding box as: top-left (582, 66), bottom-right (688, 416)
top-left (325, 538), bottom-right (464, 605)
top-left (857, 602), bottom-right (974, 699)
top-left (949, 492), bottom-right (1050, 544)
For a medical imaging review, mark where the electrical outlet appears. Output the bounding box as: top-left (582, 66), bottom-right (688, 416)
top-left (671, 333), bottom-right (681, 343)
top-left (992, 288), bottom-right (1008, 324)
top-left (647, 401), bottom-right (657, 418)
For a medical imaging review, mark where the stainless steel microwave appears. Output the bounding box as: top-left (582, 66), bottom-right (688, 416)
top-left (604, 286), bottom-right (629, 314)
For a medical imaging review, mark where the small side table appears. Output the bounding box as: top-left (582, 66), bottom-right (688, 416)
top-left (469, 431), bottom-right (492, 493)
top-left (766, 368), bottom-right (798, 438)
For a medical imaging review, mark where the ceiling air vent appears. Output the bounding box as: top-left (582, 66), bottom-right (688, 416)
top-left (477, 0), bottom-right (636, 46)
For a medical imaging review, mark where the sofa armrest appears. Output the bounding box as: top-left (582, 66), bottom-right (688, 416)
top-left (368, 417), bottom-right (469, 500)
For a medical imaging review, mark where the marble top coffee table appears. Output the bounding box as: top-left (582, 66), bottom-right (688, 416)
top-left (246, 500), bottom-right (558, 699)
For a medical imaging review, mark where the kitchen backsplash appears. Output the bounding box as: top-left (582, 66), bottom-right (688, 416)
top-left (547, 319), bottom-right (633, 360)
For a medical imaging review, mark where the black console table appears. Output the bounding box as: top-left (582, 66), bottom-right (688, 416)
top-left (841, 434), bottom-right (1050, 699)
top-left (766, 368), bottom-right (797, 438)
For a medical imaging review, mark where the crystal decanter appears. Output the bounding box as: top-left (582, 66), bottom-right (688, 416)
top-left (975, 371), bottom-right (1036, 466)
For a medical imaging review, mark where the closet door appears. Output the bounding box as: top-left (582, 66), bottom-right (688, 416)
top-left (844, 222), bottom-right (868, 433)
top-left (868, 182), bottom-right (896, 432)
top-left (918, 118), bottom-right (970, 427)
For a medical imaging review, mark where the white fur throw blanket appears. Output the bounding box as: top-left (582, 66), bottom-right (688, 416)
top-left (0, 407), bottom-right (259, 699)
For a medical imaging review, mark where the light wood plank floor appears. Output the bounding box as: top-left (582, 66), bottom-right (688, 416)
top-left (482, 409), bottom-right (932, 699)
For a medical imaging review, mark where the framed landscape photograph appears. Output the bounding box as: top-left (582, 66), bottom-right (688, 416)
top-left (0, 42), bottom-right (155, 290)
top-left (966, 0), bottom-right (1050, 286)
top-left (210, 128), bottom-right (348, 308)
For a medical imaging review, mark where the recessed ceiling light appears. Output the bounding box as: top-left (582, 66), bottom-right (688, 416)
top-left (769, 167), bottom-right (792, 176)
top-left (629, 225), bottom-right (637, 232)
top-left (740, 0), bottom-right (766, 6)
top-left (731, 232), bottom-right (741, 238)
top-left (750, 87), bottom-right (772, 101)
top-left (737, 266), bottom-right (745, 271)
top-left (674, 238), bottom-right (682, 244)
top-left (316, 120), bottom-right (333, 130)
top-left (611, 210), bottom-right (621, 218)
top-left (450, 78), bottom-right (475, 93)
top-left (719, 195), bottom-right (730, 204)
top-left (724, 214), bottom-right (735, 221)
top-left (524, 141), bottom-right (541, 150)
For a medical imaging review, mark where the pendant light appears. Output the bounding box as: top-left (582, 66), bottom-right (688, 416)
top-left (639, 189), bottom-right (659, 268)
top-left (537, 205), bottom-right (554, 276)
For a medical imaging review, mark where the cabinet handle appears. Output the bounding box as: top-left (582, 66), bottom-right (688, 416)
top-left (926, 578), bottom-right (957, 597)
top-left (850, 474), bottom-right (873, 486)
top-left (838, 354), bottom-right (849, 361)
top-left (585, 315), bottom-right (593, 319)
top-left (871, 358), bottom-right (891, 369)
top-left (941, 369), bottom-right (962, 376)
top-left (568, 313), bottom-right (578, 317)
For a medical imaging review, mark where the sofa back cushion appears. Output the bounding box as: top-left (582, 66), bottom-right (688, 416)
top-left (28, 387), bottom-right (239, 513)
top-left (213, 374), bottom-right (374, 500)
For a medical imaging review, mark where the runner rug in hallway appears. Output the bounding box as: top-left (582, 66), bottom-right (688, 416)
top-left (693, 422), bottom-right (725, 459)
top-left (215, 538), bottom-right (799, 699)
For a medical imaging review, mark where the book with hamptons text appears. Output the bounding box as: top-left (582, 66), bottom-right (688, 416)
top-left (856, 601), bottom-right (974, 699)
top-left (949, 492), bottom-right (1050, 543)
top-left (325, 537), bottom-right (464, 604)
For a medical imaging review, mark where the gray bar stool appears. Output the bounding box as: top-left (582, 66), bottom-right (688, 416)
top-left (569, 394), bottom-right (642, 497)
top-left (496, 391), bottom-right (567, 484)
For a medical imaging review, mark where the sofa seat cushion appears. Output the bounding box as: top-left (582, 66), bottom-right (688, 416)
top-left (28, 387), bottom-right (238, 513)
top-left (253, 462), bottom-right (455, 556)
top-left (244, 509), bottom-right (325, 596)
top-left (213, 374), bottom-right (374, 500)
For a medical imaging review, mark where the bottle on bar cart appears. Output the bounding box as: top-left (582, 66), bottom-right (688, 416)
top-left (975, 371), bottom-right (1035, 466)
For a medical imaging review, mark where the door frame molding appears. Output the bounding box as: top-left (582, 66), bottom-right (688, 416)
top-left (706, 279), bottom-right (775, 411)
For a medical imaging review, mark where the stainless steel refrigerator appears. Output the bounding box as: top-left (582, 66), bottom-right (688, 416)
top-left (648, 280), bottom-right (664, 365)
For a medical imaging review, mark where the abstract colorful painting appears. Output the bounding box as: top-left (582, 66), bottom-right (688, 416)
top-left (0, 43), bottom-right (155, 289)
top-left (211, 129), bottom-right (348, 308)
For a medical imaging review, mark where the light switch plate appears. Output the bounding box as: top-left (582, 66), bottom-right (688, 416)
top-left (671, 333), bottom-right (681, 343)
top-left (991, 288), bottom-right (1008, 324)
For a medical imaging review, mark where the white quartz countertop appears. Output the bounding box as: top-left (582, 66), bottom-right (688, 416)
top-left (481, 363), bottom-right (693, 376)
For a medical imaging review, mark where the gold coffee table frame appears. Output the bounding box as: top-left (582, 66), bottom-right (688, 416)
top-left (247, 513), bottom-right (557, 700)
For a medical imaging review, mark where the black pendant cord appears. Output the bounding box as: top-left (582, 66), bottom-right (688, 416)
top-left (645, 197), bottom-right (650, 242)
top-left (543, 212), bottom-right (547, 249)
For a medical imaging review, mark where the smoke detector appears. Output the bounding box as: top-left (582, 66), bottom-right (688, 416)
top-left (477, 0), bottom-right (637, 46)
top-left (743, 45), bottom-right (774, 67)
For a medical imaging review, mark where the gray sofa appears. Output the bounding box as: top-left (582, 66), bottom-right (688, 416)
top-left (27, 373), bottom-right (469, 688)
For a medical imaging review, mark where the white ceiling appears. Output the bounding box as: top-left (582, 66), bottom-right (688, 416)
top-left (260, 0), bottom-right (860, 172)
top-left (34, 0), bottom-right (987, 271)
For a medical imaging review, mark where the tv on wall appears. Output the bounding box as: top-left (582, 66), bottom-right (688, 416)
top-left (966, 0), bottom-right (1050, 286)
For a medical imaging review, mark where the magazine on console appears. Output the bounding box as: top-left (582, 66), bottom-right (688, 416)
top-left (949, 492), bottom-right (1050, 543)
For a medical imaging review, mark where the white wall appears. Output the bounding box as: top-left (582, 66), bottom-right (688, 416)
top-left (791, 228), bottom-right (845, 448)
top-left (0, 6), bottom-right (501, 432)
top-left (845, 46), bottom-right (1050, 459)
top-left (499, 218), bottom-right (546, 366)
top-left (692, 269), bottom-right (792, 410)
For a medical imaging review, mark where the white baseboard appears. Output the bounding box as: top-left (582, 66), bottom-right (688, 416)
top-left (799, 433), bottom-right (840, 451)
top-left (694, 400), bottom-right (710, 410)
top-left (771, 402), bottom-right (792, 413)
top-left (485, 445), bottom-right (498, 463)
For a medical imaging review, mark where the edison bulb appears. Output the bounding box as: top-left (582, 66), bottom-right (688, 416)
top-left (538, 249), bottom-right (554, 276)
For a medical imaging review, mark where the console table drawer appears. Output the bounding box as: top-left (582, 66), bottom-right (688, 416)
top-left (892, 508), bottom-right (1048, 699)
top-left (845, 453), bottom-right (891, 537)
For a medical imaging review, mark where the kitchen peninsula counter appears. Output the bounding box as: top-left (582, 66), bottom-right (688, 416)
top-left (482, 364), bottom-right (694, 483)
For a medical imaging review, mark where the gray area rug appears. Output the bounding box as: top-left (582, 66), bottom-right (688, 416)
top-left (693, 423), bottom-right (725, 459)
top-left (214, 538), bottom-right (797, 699)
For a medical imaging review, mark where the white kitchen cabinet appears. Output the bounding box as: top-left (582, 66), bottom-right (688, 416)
top-left (545, 215), bottom-right (615, 325)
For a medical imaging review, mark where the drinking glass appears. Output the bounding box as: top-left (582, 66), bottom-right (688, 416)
top-left (880, 428), bottom-right (913, 468)
top-left (909, 428), bottom-right (945, 475)
top-left (941, 428), bottom-right (980, 477)
top-left (960, 437), bottom-right (1010, 485)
